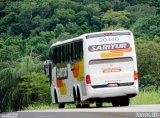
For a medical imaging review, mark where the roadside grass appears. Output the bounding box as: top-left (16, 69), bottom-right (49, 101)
top-left (25, 90), bottom-right (160, 110)
top-left (130, 90), bottom-right (160, 105)
top-left (25, 103), bottom-right (58, 110)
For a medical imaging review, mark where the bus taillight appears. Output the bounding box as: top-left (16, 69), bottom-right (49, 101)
top-left (134, 71), bottom-right (138, 80)
top-left (104, 32), bottom-right (112, 36)
top-left (86, 75), bottom-right (91, 84)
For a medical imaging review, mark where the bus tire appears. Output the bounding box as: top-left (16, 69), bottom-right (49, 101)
top-left (76, 87), bottom-right (82, 108)
top-left (59, 103), bottom-right (65, 108)
top-left (76, 103), bottom-right (81, 108)
top-left (96, 102), bottom-right (102, 108)
top-left (77, 87), bottom-right (81, 101)
top-left (111, 100), bottom-right (120, 107)
top-left (73, 87), bottom-right (77, 101)
top-left (54, 90), bottom-right (58, 103)
top-left (120, 97), bottom-right (130, 106)
top-left (81, 103), bottom-right (90, 108)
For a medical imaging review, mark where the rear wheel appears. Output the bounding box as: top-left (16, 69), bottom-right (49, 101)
top-left (54, 90), bottom-right (58, 103)
top-left (120, 98), bottom-right (130, 106)
top-left (96, 102), bottom-right (102, 108)
top-left (76, 102), bottom-right (81, 108)
top-left (76, 87), bottom-right (82, 108)
top-left (82, 103), bottom-right (90, 108)
top-left (59, 103), bottom-right (65, 108)
top-left (73, 87), bottom-right (77, 101)
top-left (54, 90), bottom-right (65, 108)
top-left (111, 100), bottom-right (120, 107)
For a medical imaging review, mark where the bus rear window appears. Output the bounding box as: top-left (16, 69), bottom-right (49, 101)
top-left (89, 57), bottom-right (133, 65)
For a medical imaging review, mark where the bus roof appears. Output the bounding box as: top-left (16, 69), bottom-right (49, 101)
top-left (50, 30), bottom-right (132, 48)
top-left (50, 36), bottom-right (81, 48)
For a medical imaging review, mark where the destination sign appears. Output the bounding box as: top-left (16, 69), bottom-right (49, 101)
top-left (88, 42), bottom-right (130, 52)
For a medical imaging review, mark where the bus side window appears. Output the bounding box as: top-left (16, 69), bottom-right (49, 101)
top-left (78, 41), bottom-right (81, 60)
top-left (73, 42), bottom-right (76, 60)
top-left (66, 44), bottom-right (69, 63)
top-left (52, 48), bottom-right (55, 64)
top-left (61, 46), bottom-right (63, 63)
top-left (80, 40), bottom-right (83, 59)
top-left (75, 42), bottom-right (78, 60)
top-left (68, 44), bottom-right (71, 62)
top-left (58, 46), bottom-right (61, 64)
top-left (49, 64), bottom-right (52, 86)
top-left (60, 46), bottom-right (62, 63)
top-left (77, 41), bottom-right (80, 60)
top-left (55, 47), bottom-right (57, 64)
top-left (71, 43), bottom-right (74, 61)
top-left (66, 44), bottom-right (68, 62)
top-left (68, 43), bottom-right (71, 62)
top-left (63, 45), bottom-right (66, 63)
top-left (73, 42), bottom-right (76, 61)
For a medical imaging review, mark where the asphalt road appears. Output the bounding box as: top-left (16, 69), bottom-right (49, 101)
top-left (1, 105), bottom-right (160, 118)
top-left (25, 104), bottom-right (160, 112)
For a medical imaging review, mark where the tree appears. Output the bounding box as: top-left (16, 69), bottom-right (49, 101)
top-left (0, 56), bottom-right (47, 112)
top-left (131, 15), bottom-right (160, 38)
top-left (98, 1), bottom-right (112, 12)
top-left (75, 11), bottom-right (88, 25)
top-left (126, 4), bottom-right (157, 23)
top-left (102, 10), bottom-right (131, 30)
top-left (108, 0), bottom-right (129, 11)
top-left (19, 72), bottom-right (51, 105)
top-left (136, 39), bottom-right (160, 90)
top-left (54, 24), bottom-right (65, 37)
top-left (54, 8), bottom-right (76, 25)
top-left (65, 22), bottom-right (79, 34)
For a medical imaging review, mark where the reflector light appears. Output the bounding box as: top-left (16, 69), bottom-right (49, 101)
top-left (134, 71), bottom-right (138, 80)
top-left (104, 32), bottom-right (112, 35)
top-left (128, 32), bottom-right (131, 35)
top-left (86, 75), bottom-right (91, 84)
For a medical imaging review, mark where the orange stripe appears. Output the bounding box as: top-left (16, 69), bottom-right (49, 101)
top-left (110, 47), bottom-right (132, 53)
top-left (57, 80), bottom-right (63, 88)
top-left (73, 63), bottom-right (79, 78)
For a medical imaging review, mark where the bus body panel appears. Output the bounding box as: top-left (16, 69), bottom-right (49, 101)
top-left (48, 30), bottom-right (138, 104)
top-left (89, 58), bottom-right (134, 85)
top-left (86, 81), bottom-right (138, 98)
top-left (83, 31), bottom-right (138, 100)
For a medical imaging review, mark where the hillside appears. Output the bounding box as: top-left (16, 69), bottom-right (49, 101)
top-left (0, 0), bottom-right (160, 112)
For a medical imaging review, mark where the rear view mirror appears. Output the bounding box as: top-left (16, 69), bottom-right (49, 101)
top-left (44, 60), bottom-right (49, 75)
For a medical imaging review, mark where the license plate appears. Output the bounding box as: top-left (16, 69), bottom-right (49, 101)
top-left (108, 83), bottom-right (118, 87)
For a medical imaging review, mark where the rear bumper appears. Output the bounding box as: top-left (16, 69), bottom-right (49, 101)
top-left (85, 81), bottom-right (138, 100)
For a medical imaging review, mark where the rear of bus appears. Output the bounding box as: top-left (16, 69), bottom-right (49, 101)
top-left (84, 30), bottom-right (138, 106)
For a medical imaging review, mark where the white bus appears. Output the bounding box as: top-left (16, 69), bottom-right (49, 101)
top-left (45, 30), bottom-right (139, 108)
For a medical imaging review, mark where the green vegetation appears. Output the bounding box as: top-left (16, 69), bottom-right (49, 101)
top-left (25, 89), bottom-right (160, 110)
top-left (131, 91), bottom-right (160, 105)
top-left (25, 103), bottom-right (58, 110)
top-left (1, 0), bottom-right (160, 112)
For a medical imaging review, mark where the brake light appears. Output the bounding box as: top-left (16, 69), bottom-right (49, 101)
top-left (134, 71), bottom-right (138, 80)
top-left (86, 75), bottom-right (91, 84)
top-left (128, 32), bottom-right (131, 35)
top-left (104, 32), bottom-right (112, 36)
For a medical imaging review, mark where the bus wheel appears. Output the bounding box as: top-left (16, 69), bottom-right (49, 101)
top-left (73, 87), bottom-right (77, 101)
top-left (82, 103), bottom-right (90, 108)
top-left (111, 100), bottom-right (120, 107)
top-left (120, 98), bottom-right (130, 106)
top-left (96, 102), bottom-right (102, 108)
top-left (76, 87), bottom-right (82, 108)
top-left (76, 102), bottom-right (81, 108)
top-left (59, 103), bottom-right (65, 108)
top-left (54, 90), bottom-right (58, 103)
